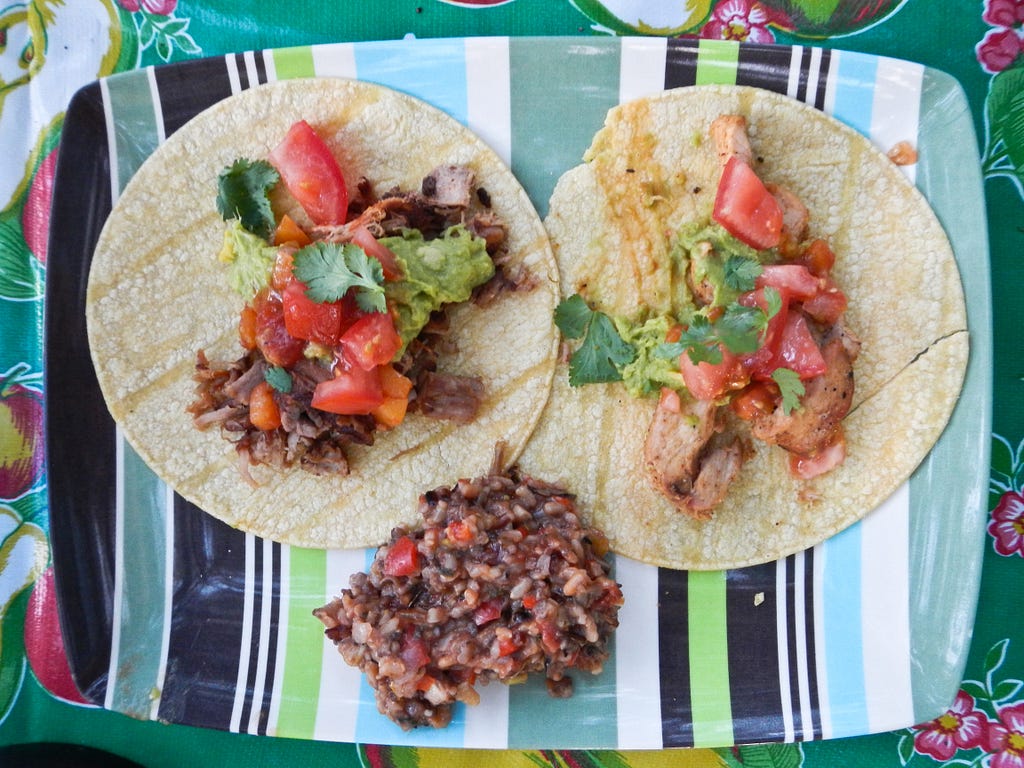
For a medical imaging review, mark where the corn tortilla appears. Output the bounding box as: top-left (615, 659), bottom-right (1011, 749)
top-left (86, 78), bottom-right (559, 549)
top-left (517, 85), bottom-right (968, 570)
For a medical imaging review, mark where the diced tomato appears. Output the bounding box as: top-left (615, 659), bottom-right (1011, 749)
top-left (473, 599), bottom-right (504, 627)
top-left (272, 214), bottom-right (312, 247)
top-left (658, 386), bottom-right (682, 414)
top-left (522, 594), bottom-right (538, 610)
top-left (730, 381), bottom-right (779, 420)
top-left (665, 323), bottom-right (683, 344)
top-left (739, 286), bottom-right (789, 380)
top-left (267, 120), bottom-right (348, 225)
top-left (801, 282), bottom-right (848, 325)
top-left (248, 380), bottom-right (282, 431)
top-left (351, 224), bottom-right (403, 281)
top-left (238, 305), bottom-right (258, 350)
top-left (798, 238), bottom-right (836, 276)
top-left (497, 636), bottom-right (519, 657)
top-left (311, 362), bottom-right (384, 415)
top-left (271, 248), bottom-right (295, 292)
top-left (340, 312), bottom-right (403, 371)
top-left (539, 621), bottom-right (561, 655)
top-left (445, 519), bottom-right (475, 544)
top-left (712, 156), bottom-right (783, 250)
top-left (281, 280), bottom-right (347, 346)
top-left (756, 264), bottom-right (821, 302)
top-left (399, 628), bottom-right (430, 671)
top-left (679, 345), bottom-right (749, 401)
top-left (384, 536), bottom-right (420, 578)
top-left (253, 290), bottom-right (305, 367)
top-left (789, 435), bottom-right (846, 479)
top-left (416, 674), bottom-right (438, 693)
top-left (777, 311), bottom-right (827, 379)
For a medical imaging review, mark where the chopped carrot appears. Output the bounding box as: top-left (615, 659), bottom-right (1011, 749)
top-left (238, 305), bottom-right (258, 350)
top-left (378, 364), bottom-right (413, 398)
top-left (271, 248), bottom-right (295, 292)
top-left (371, 396), bottom-right (408, 429)
top-left (273, 214), bottom-right (311, 247)
top-left (249, 380), bottom-right (282, 431)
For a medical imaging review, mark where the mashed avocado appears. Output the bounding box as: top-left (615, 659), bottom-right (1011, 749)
top-left (615, 315), bottom-right (685, 397)
top-left (219, 219), bottom-right (278, 298)
top-left (381, 225), bottom-right (495, 348)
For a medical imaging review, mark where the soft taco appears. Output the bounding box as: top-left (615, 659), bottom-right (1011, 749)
top-left (86, 77), bottom-right (559, 549)
top-left (518, 84), bottom-right (968, 570)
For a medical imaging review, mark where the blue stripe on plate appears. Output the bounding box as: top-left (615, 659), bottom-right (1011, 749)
top-left (828, 50), bottom-right (878, 133)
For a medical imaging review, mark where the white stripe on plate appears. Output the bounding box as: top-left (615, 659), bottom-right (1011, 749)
top-left (225, 53), bottom-right (242, 94)
top-left (311, 42), bottom-right (358, 79)
top-left (463, 677), bottom-right (510, 749)
top-left (266, 543), bottom-right (291, 736)
top-left (313, 548), bottom-right (367, 742)
top-left (776, 558), bottom-right (795, 742)
top-left (792, 551), bottom-right (815, 741)
top-left (812, 543), bottom-right (832, 739)
top-left (146, 67), bottom-right (167, 144)
top-left (246, 538), bottom-right (276, 734)
top-left (870, 57), bottom-right (924, 184)
top-left (99, 78), bottom-right (120, 207)
top-left (229, 533), bottom-right (257, 732)
top-left (619, 37), bottom-right (667, 104)
top-left (614, 556), bottom-right (662, 749)
top-left (262, 48), bottom-right (279, 83)
top-left (465, 37), bottom-right (511, 166)
top-left (861, 482), bottom-right (913, 733)
top-left (243, 50), bottom-right (261, 91)
top-left (150, 481), bottom-right (176, 720)
top-left (787, 46), bottom-right (803, 100)
top-left (104, 428), bottom-right (126, 710)
top-left (804, 47), bottom-right (823, 106)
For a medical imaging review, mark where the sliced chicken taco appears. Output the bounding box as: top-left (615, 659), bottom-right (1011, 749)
top-left (518, 84), bottom-right (968, 570)
top-left (87, 78), bottom-right (559, 549)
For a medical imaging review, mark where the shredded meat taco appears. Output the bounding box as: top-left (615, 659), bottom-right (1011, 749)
top-left (86, 78), bottom-right (559, 549)
top-left (518, 85), bottom-right (968, 570)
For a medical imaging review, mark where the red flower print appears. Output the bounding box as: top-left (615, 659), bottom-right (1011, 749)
top-left (912, 690), bottom-right (989, 761)
top-left (984, 0), bottom-right (1024, 28)
top-left (701, 0), bottom-right (782, 43)
top-left (987, 703), bottom-right (1024, 768)
top-left (977, 27), bottom-right (1024, 73)
top-left (118, 0), bottom-right (177, 14)
top-left (990, 491), bottom-right (1024, 557)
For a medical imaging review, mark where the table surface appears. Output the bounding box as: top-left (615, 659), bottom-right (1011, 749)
top-left (1, 2), bottom-right (1022, 767)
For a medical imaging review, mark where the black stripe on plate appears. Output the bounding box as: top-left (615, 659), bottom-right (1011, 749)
top-left (256, 542), bottom-right (283, 735)
top-left (158, 496), bottom-right (250, 729)
top-left (46, 81), bottom-right (117, 706)
top-left (152, 57), bottom-right (235, 137)
top-left (735, 43), bottom-right (797, 94)
top-left (783, 554), bottom-right (803, 736)
top-left (234, 53), bottom-right (252, 91)
top-left (725, 561), bottom-right (786, 743)
top-left (658, 567), bottom-right (694, 747)
top-left (802, 548), bottom-right (822, 739)
top-left (811, 48), bottom-right (833, 111)
top-left (253, 51), bottom-right (269, 88)
top-left (236, 537), bottom-right (264, 731)
top-left (664, 38), bottom-right (700, 90)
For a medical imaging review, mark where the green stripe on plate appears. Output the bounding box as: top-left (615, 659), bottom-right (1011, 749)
top-left (695, 39), bottom-right (740, 86)
top-left (273, 46), bottom-right (317, 80)
top-left (507, 38), bottom-right (620, 217)
top-left (276, 546), bottom-right (328, 739)
top-left (104, 68), bottom-right (161, 191)
top-left (687, 570), bottom-right (734, 747)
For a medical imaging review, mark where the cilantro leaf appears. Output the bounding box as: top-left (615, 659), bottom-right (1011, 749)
top-left (716, 304), bottom-right (766, 354)
top-left (291, 242), bottom-right (386, 312)
top-left (762, 286), bottom-right (783, 321)
top-left (568, 312), bottom-right (635, 386)
top-left (264, 366), bottom-right (293, 394)
top-left (554, 294), bottom-right (593, 340)
top-left (723, 255), bottom-right (762, 293)
top-left (771, 368), bottom-right (805, 415)
top-left (216, 159), bottom-right (279, 239)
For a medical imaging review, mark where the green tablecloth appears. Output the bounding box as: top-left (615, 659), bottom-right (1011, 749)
top-left (2, 1), bottom-right (1022, 766)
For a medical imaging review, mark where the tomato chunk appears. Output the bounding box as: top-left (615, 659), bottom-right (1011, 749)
top-left (340, 312), bottom-right (403, 371)
top-left (712, 156), bottom-right (783, 250)
top-left (384, 536), bottom-right (420, 577)
top-left (311, 363), bottom-right (384, 415)
top-left (730, 381), bottom-right (779, 420)
top-left (739, 287), bottom-right (789, 380)
top-left (777, 311), bottom-right (827, 379)
top-left (351, 224), bottom-right (403, 281)
top-left (253, 290), bottom-right (304, 367)
top-left (756, 264), bottom-right (821, 301)
top-left (268, 120), bottom-right (348, 225)
top-left (679, 345), bottom-right (748, 401)
top-left (282, 280), bottom-right (346, 347)
top-left (248, 380), bottom-right (282, 431)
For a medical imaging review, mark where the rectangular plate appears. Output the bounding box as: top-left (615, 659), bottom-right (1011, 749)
top-left (45, 37), bottom-right (991, 749)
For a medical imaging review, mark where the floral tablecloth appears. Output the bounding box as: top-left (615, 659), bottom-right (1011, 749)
top-left (1, 1), bottom-right (1022, 766)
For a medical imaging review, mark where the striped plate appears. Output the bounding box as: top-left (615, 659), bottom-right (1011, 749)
top-left (46, 37), bottom-right (991, 749)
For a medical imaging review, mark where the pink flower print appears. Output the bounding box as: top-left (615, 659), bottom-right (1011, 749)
top-left (977, 27), bottom-right (1024, 73)
top-left (912, 689), bottom-right (989, 760)
top-left (118, 0), bottom-right (177, 14)
top-left (990, 491), bottom-right (1024, 557)
top-left (701, 0), bottom-right (777, 43)
top-left (984, 0), bottom-right (1024, 28)
top-left (987, 703), bottom-right (1024, 768)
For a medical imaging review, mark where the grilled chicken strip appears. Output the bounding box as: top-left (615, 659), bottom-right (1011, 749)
top-left (644, 396), bottom-right (746, 519)
top-left (709, 115), bottom-right (754, 167)
top-left (750, 321), bottom-right (860, 457)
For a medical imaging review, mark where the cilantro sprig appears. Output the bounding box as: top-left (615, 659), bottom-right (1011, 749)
top-left (656, 286), bottom-right (782, 365)
top-left (771, 368), bottom-right (805, 415)
top-left (216, 158), bottom-right (279, 240)
top-left (291, 242), bottom-right (386, 313)
top-left (554, 294), bottom-right (635, 386)
top-left (264, 366), bottom-right (293, 394)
